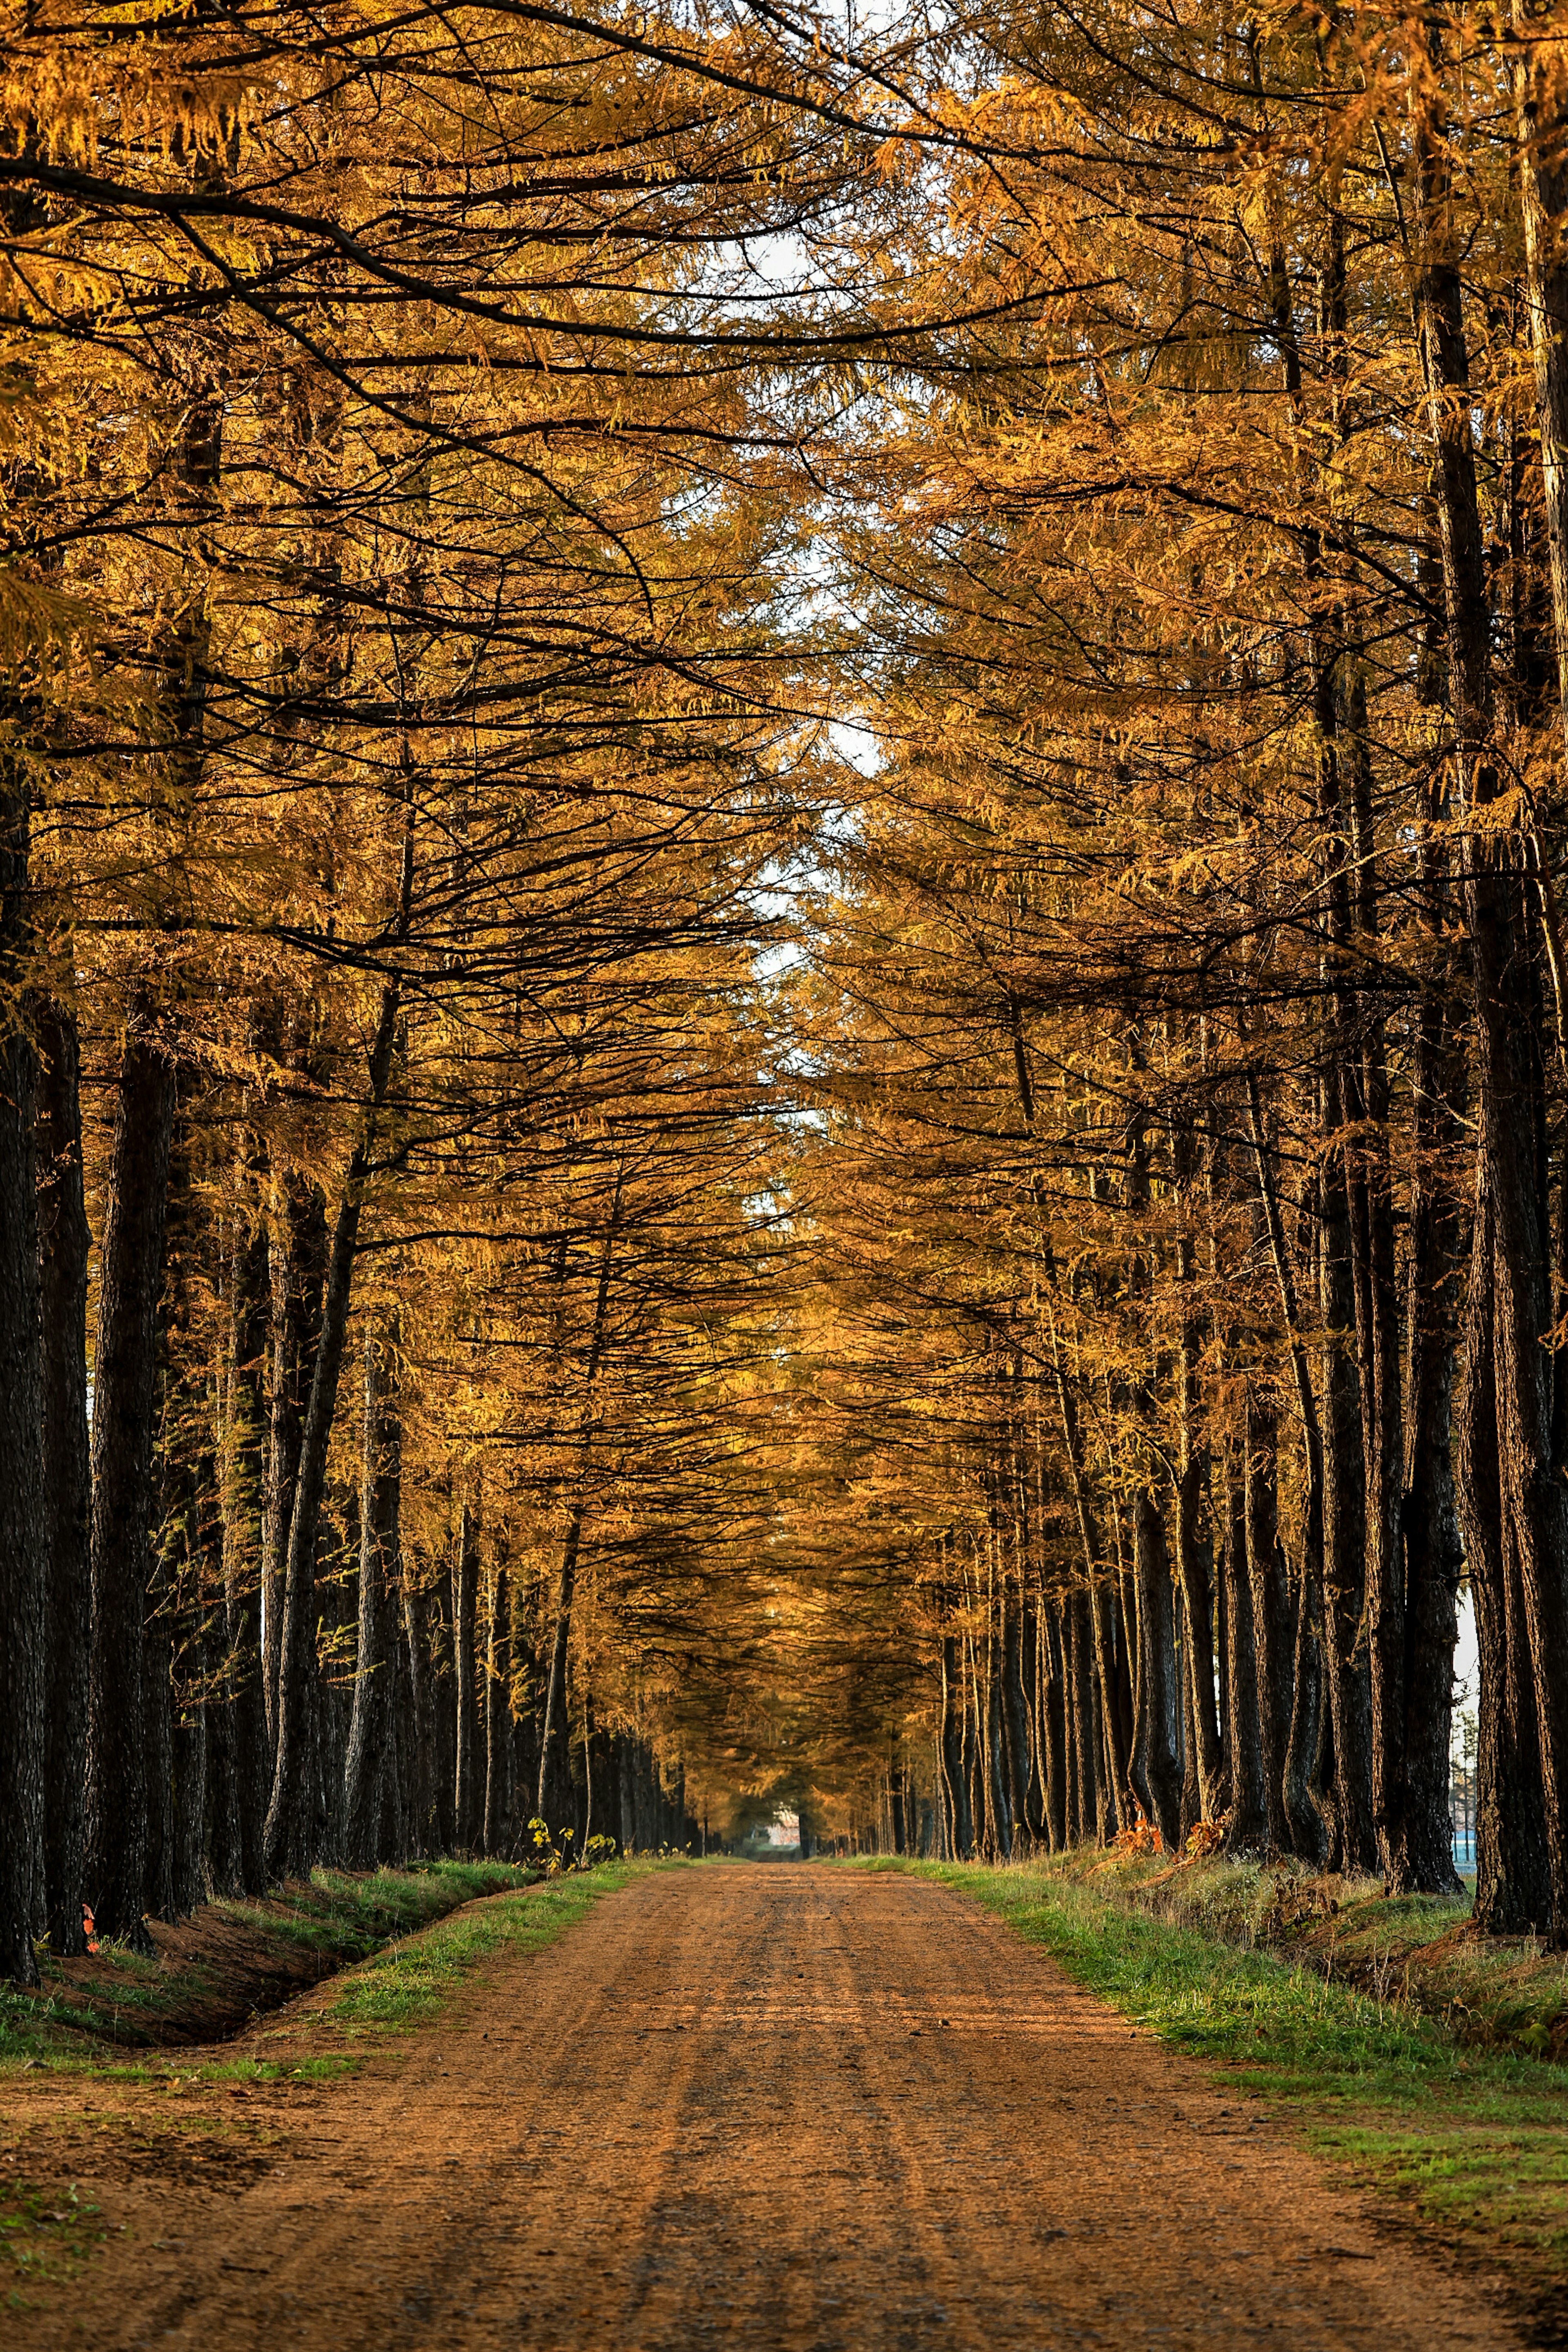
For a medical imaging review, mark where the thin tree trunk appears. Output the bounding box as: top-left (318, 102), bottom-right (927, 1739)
top-left (85, 1014), bottom-right (176, 1948)
top-left (1319, 1120), bottom-right (1378, 1872)
top-left (484, 1544), bottom-right (512, 1857)
top-left (263, 1173), bottom-right (327, 1749)
top-left (36, 1000), bottom-right (90, 1955)
top-left (939, 1628), bottom-right (974, 1858)
top-left (402, 1573), bottom-right (434, 1858)
top-left (0, 764), bottom-right (44, 1985)
top-left (452, 1501), bottom-right (479, 1851)
top-left (344, 1316), bottom-right (400, 1870)
top-left (225, 1176), bottom-right (272, 1894)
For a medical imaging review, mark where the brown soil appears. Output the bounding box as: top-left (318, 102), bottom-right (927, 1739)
top-left (41, 1900), bottom-right (346, 2048)
top-left (2, 1866), bottom-right (1521, 2349)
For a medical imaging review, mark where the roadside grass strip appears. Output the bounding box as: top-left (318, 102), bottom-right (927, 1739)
top-left (324, 1863), bottom-right (641, 2039)
top-left (0, 1859), bottom-right (568, 2075)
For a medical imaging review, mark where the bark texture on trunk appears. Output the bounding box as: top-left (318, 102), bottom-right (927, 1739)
top-left (0, 764), bottom-right (44, 1986)
top-left (85, 1017), bottom-right (176, 1947)
top-left (263, 1173), bottom-right (327, 1747)
top-left (483, 1546), bottom-right (512, 1857)
top-left (224, 1179), bottom-right (272, 1894)
top-left (36, 1000), bottom-right (91, 1956)
top-left (939, 1629), bottom-right (974, 1858)
top-left (1131, 1488), bottom-right (1181, 1850)
top-left (343, 1318), bottom-right (401, 1870)
top-left (1245, 1386), bottom-right (1294, 1853)
top-left (451, 1501), bottom-right (479, 1851)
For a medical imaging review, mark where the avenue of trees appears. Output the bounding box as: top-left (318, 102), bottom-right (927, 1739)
top-left (5, 0), bottom-right (1568, 1967)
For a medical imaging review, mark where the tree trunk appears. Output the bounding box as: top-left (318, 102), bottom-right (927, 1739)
top-left (484, 1546), bottom-right (512, 1857)
top-left (85, 1015), bottom-right (176, 1948)
top-left (1458, 1182), bottom-right (1554, 1929)
top-left (224, 1178), bottom-right (272, 1894)
top-left (344, 1318), bottom-right (400, 1870)
top-left (1221, 1416), bottom-right (1267, 1851)
top-left (939, 1629), bottom-right (974, 1858)
top-left (1244, 1385), bottom-right (1294, 1853)
top-left (1067, 1586), bottom-right (1098, 1844)
top-left (1131, 1489), bottom-right (1181, 1850)
top-left (402, 1572), bottom-right (435, 1857)
top-left (1398, 739), bottom-right (1466, 1894)
top-left (1319, 1130), bottom-right (1378, 1872)
top-left (0, 765), bottom-right (44, 1985)
top-left (452, 1501), bottom-right (479, 1850)
top-left (263, 1173), bottom-right (327, 1749)
top-left (171, 1464), bottom-right (216, 1920)
top-left (36, 1000), bottom-right (90, 1956)
top-left (1040, 1599), bottom-right (1068, 1851)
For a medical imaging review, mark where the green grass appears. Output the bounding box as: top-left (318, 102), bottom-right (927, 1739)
top-left (0, 1858), bottom-right (545, 2074)
top-left (0, 2177), bottom-right (107, 2311)
top-left (323, 1864), bottom-right (642, 2038)
top-left (853, 1855), bottom-right (1568, 2309)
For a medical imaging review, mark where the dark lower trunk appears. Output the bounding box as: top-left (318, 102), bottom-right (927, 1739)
top-left (0, 766), bottom-right (44, 1984)
top-left (1041, 1600), bottom-right (1068, 1851)
top-left (1068, 1588), bottom-right (1097, 1844)
top-left (1090, 1581), bottom-right (1127, 1837)
top-left (143, 1539), bottom-right (176, 1923)
top-left (224, 1185), bottom-right (272, 1895)
top-left (36, 1001), bottom-right (90, 1956)
top-left (1283, 1563), bottom-right (1329, 1866)
top-left (430, 1571), bottom-right (457, 1852)
top-left (483, 1553), bottom-right (512, 1857)
top-left (939, 1631), bottom-right (974, 1858)
top-left (1458, 1180), bottom-right (1554, 1931)
top-left (402, 1574), bottom-right (436, 1856)
top-left (452, 1503), bottom-right (479, 1850)
top-left (263, 1175), bottom-right (327, 1750)
top-left (1131, 1488), bottom-right (1182, 1850)
top-left (1222, 1424), bottom-right (1267, 1851)
top-left (1001, 1588), bottom-right (1034, 1840)
top-left (343, 1321), bottom-right (400, 1871)
top-left (172, 1498), bottom-right (212, 1919)
top-left (1245, 1388), bottom-right (1294, 1853)
top-left (1319, 1149), bottom-right (1378, 1872)
top-left (85, 1019), bottom-right (176, 1947)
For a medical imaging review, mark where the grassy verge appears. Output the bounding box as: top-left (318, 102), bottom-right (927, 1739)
top-left (856, 1854), bottom-right (1568, 2324)
top-left (321, 1864), bottom-right (641, 2040)
top-left (0, 1858), bottom-right (544, 2071)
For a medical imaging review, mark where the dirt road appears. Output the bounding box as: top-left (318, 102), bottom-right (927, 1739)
top-left (10, 1866), bottom-right (1513, 2349)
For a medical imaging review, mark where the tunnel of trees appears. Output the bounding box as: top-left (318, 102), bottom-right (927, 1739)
top-left (4, 0), bottom-right (1568, 1978)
